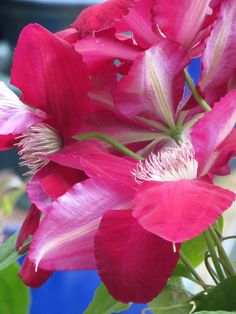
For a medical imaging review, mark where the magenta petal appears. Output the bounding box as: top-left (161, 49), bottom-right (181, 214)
top-left (11, 24), bottom-right (89, 138)
top-left (114, 40), bottom-right (189, 127)
top-left (199, 0), bottom-right (236, 104)
top-left (72, 0), bottom-right (137, 33)
top-left (133, 180), bottom-right (235, 243)
top-left (191, 90), bottom-right (236, 175)
top-left (0, 82), bottom-right (43, 136)
top-left (27, 163), bottom-right (85, 214)
top-left (153, 0), bottom-right (216, 54)
top-left (74, 33), bottom-right (141, 75)
top-left (115, 0), bottom-right (159, 48)
top-left (48, 141), bottom-right (135, 184)
top-left (28, 178), bottom-right (135, 270)
top-left (19, 256), bottom-right (52, 288)
top-left (16, 204), bottom-right (41, 250)
top-left (95, 210), bottom-right (180, 303)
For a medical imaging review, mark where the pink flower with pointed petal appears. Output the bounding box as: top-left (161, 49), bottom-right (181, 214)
top-left (132, 90), bottom-right (236, 243)
top-left (25, 91), bottom-right (236, 301)
top-left (0, 23), bottom-right (89, 177)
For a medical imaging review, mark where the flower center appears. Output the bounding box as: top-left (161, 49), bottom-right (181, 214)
top-left (17, 123), bottom-right (62, 175)
top-left (132, 141), bottom-right (198, 183)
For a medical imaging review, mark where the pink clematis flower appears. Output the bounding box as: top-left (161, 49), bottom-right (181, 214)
top-left (0, 23), bottom-right (89, 174)
top-left (0, 23), bottom-right (94, 286)
top-left (24, 90), bottom-right (236, 302)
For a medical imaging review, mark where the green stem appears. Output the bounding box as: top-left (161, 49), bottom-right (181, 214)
top-left (204, 254), bottom-right (219, 284)
top-left (75, 132), bottom-right (143, 161)
top-left (184, 69), bottom-right (211, 112)
top-left (179, 251), bottom-right (208, 289)
top-left (209, 226), bottom-right (235, 277)
top-left (223, 236), bottom-right (236, 241)
top-left (204, 229), bottom-right (225, 281)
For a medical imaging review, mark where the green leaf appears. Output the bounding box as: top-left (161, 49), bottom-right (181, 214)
top-left (195, 276), bottom-right (236, 311)
top-left (143, 304), bottom-right (194, 314)
top-left (84, 283), bottom-right (131, 314)
top-left (0, 263), bottom-right (30, 314)
top-left (181, 217), bottom-right (224, 268)
top-left (195, 311), bottom-right (236, 314)
top-left (144, 283), bottom-right (193, 314)
top-left (172, 264), bottom-right (196, 282)
top-left (0, 232), bottom-right (24, 270)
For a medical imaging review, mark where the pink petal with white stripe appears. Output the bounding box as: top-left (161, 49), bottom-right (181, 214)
top-left (191, 90), bottom-right (236, 175)
top-left (199, 0), bottom-right (236, 104)
top-left (28, 178), bottom-right (135, 270)
top-left (133, 179), bottom-right (235, 243)
top-left (114, 40), bottom-right (189, 128)
top-left (95, 210), bottom-right (180, 303)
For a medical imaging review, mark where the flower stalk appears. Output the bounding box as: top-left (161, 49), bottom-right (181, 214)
top-left (184, 69), bottom-right (211, 112)
top-left (75, 132), bottom-right (144, 161)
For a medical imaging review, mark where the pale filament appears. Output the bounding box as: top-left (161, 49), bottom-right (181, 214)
top-left (132, 141), bottom-right (198, 183)
top-left (17, 123), bottom-right (62, 175)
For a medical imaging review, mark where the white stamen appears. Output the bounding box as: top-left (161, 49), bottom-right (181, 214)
top-left (132, 141), bottom-right (198, 183)
top-left (17, 123), bottom-right (62, 176)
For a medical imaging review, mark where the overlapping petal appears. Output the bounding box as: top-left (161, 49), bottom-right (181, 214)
top-left (11, 24), bottom-right (89, 138)
top-left (199, 0), bottom-right (236, 104)
top-left (0, 82), bottom-right (44, 136)
top-left (16, 204), bottom-right (41, 250)
top-left (74, 32), bottom-right (141, 75)
top-left (95, 210), bottom-right (180, 303)
top-left (72, 0), bottom-right (137, 34)
top-left (114, 40), bottom-right (189, 128)
top-left (48, 141), bottom-right (135, 185)
top-left (28, 178), bottom-right (135, 271)
top-left (153, 0), bottom-right (218, 56)
top-left (133, 179), bottom-right (235, 243)
top-left (27, 163), bottom-right (85, 214)
top-left (191, 90), bottom-right (236, 175)
top-left (19, 256), bottom-right (52, 288)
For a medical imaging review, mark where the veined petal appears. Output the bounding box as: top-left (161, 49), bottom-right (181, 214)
top-left (28, 178), bottom-right (135, 270)
top-left (48, 141), bottom-right (135, 185)
top-left (95, 210), bottom-right (180, 303)
top-left (19, 256), bottom-right (52, 288)
top-left (133, 179), bottom-right (235, 242)
top-left (199, 0), bottom-right (236, 104)
top-left (80, 109), bottom-right (160, 146)
top-left (114, 40), bottom-right (189, 128)
top-left (0, 82), bottom-right (43, 136)
top-left (153, 0), bottom-right (216, 54)
top-left (27, 163), bottom-right (85, 214)
top-left (115, 0), bottom-right (159, 48)
top-left (11, 24), bottom-right (89, 138)
top-left (74, 32), bottom-right (141, 75)
top-left (72, 0), bottom-right (138, 34)
top-left (191, 90), bottom-right (236, 176)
